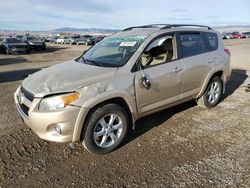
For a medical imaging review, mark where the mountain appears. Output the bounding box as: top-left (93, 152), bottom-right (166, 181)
top-left (52, 27), bottom-right (120, 33)
top-left (1, 25), bottom-right (250, 36)
top-left (0, 27), bottom-right (121, 36)
top-left (213, 25), bottom-right (250, 32)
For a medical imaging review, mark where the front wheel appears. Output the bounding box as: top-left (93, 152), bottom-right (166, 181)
top-left (82, 103), bottom-right (129, 155)
top-left (6, 49), bottom-right (11, 55)
top-left (197, 76), bottom-right (223, 108)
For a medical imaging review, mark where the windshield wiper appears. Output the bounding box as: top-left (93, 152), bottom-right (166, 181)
top-left (81, 56), bottom-right (86, 63)
top-left (85, 59), bottom-right (105, 67)
top-left (80, 56), bottom-right (118, 67)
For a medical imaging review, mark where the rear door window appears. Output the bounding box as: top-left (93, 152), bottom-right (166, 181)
top-left (202, 32), bottom-right (218, 51)
top-left (180, 33), bottom-right (205, 58)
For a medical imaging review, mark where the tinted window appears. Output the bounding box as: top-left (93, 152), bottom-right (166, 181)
top-left (6, 38), bottom-right (22, 43)
top-left (180, 33), bottom-right (205, 57)
top-left (202, 32), bottom-right (218, 51)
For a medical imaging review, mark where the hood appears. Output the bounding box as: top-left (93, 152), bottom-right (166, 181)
top-left (22, 60), bottom-right (118, 97)
top-left (8, 43), bottom-right (27, 47)
top-left (29, 41), bottom-right (43, 44)
top-left (28, 39), bottom-right (43, 42)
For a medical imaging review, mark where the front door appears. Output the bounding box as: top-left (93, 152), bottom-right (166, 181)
top-left (135, 34), bottom-right (183, 115)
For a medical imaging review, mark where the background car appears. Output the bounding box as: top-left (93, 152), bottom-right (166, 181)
top-left (75, 35), bottom-right (95, 45)
top-left (64, 35), bottom-right (80, 44)
top-left (22, 35), bottom-right (46, 50)
top-left (0, 37), bottom-right (4, 53)
top-left (15, 35), bottom-right (23, 40)
top-left (56, 36), bottom-right (67, 44)
top-left (48, 36), bottom-right (59, 43)
top-left (222, 32), bottom-right (233, 39)
top-left (243, 32), bottom-right (250, 38)
top-left (94, 35), bottom-right (106, 43)
top-left (39, 36), bottom-right (50, 42)
top-left (231, 32), bottom-right (246, 39)
top-left (1, 37), bottom-right (28, 54)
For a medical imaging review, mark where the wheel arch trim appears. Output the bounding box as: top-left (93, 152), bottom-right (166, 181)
top-left (72, 91), bottom-right (137, 142)
top-left (197, 69), bottom-right (225, 99)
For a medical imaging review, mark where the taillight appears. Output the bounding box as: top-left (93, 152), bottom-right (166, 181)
top-left (224, 48), bottom-right (231, 57)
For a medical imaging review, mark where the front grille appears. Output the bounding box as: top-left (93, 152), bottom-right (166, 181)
top-left (15, 47), bottom-right (25, 50)
top-left (20, 86), bottom-right (34, 102)
top-left (33, 42), bottom-right (42, 45)
top-left (19, 103), bottom-right (29, 116)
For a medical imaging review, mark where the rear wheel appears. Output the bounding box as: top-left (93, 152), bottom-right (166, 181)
top-left (197, 76), bottom-right (223, 108)
top-left (82, 103), bottom-right (128, 155)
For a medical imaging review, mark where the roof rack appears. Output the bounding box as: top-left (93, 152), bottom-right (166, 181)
top-left (123, 24), bottom-right (168, 31)
top-left (123, 24), bottom-right (212, 31)
top-left (161, 24), bottom-right (212, 30)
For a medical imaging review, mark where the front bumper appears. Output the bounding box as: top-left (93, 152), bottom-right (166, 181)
top-left (28, 44), bottom-right (46, 50)
top-left (10, 47), bottom-right (27, 54)
top-left (14, 87), bottom-right (81, 143)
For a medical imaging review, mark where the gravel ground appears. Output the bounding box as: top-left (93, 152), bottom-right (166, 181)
top-left (0, 39), bottom-right (249, 187)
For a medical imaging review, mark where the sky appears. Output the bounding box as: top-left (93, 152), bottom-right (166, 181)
top-left (0, 0), bottom-right (250, 31)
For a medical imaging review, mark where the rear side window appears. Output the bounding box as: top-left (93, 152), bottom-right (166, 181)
top-left (180, 33), bottom-right (205, 58)
top-left (202, 32), bottom-right (218, 51)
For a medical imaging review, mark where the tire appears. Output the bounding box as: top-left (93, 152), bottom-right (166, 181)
top-left (197, 76), bottom-right (223, 108)
top-left (82, 103), bottom-right (129, 155)
top-left (6, 49), bottom-right (11, 55)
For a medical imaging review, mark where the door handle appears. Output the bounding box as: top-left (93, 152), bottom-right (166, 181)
top-left (207, 59), bottom-right (213, 64)
top-left (173, 66), bottom-right (182, 73)
top-left (207, 57), bottom-right (216, 64)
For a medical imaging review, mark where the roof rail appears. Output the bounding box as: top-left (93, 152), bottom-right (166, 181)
top-left (123, 24), bottom-right (212, 31)
top-left (123, 24), bottom-right (168, 31)
top-left (161, 24), bottom-right (212, 30)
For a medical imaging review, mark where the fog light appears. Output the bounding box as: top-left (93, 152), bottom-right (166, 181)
top-left (55, 125), bottom-right (62, 134)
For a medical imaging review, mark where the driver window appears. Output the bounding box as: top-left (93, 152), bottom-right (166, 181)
top-left (141, 35), bottom-right (175, 67)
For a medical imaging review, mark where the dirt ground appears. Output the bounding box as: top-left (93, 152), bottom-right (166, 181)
top-left (0, 39), bottom-right (250, 187)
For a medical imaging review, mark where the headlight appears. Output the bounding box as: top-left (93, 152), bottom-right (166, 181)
top-left (39, 92), bottom-right (80, 111)
top-left (29, 42), bottom-right (34, 45)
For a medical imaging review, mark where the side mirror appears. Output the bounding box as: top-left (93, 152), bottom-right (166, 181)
top-left (144, 50), bottom-right (150, 55)
top-left (141, 75), bottom-right (151, 90)
top-left (137, 59), bottom-right (151, 90)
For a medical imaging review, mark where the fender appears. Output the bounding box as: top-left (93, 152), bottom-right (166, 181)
top-left (196, 68), bottom-right (225, 99)
top-left (72, 90), bottom-right (137, 142)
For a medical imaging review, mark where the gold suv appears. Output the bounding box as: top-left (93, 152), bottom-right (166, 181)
top-left (14, 24), bottom-right (231, 154)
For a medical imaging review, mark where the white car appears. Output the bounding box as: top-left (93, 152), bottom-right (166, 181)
top-left (56, 36), bottom-right (66, 44)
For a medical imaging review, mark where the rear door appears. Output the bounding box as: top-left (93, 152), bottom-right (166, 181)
top-left (177, 32), bottom-right (215, 99)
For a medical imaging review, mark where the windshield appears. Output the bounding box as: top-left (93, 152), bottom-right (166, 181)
top-left (79, 35), bottom-right (146, 67)
top-left (6, 38), bottom-right (22, 43)
top-left (82, 35), bottom-right (92, 38)
top-left (27, 37), bottom-right (42, 41)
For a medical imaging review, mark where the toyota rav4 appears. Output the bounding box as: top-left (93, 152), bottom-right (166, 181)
top-left (14, 24), bottom-right (231, 154)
